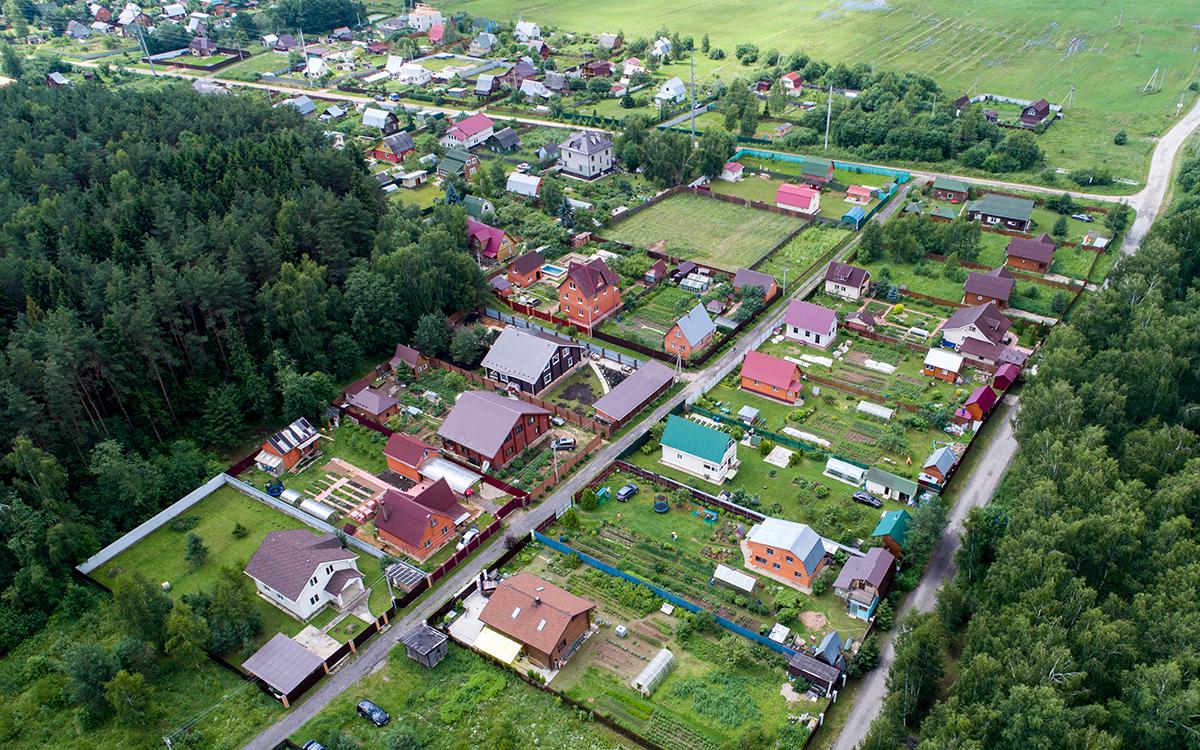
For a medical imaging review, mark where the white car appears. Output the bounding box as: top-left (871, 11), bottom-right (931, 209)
top-left (456, 528), bottom-right (480, 551)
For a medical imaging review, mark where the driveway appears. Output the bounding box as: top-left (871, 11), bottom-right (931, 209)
top-left (829, 397), bottom-right (1020, 750)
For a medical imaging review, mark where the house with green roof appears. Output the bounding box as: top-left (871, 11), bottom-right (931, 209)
top-left (659, 414), bottom-right (739, 484)
top-left (865, 468), bottom-right (918, 504)
top-left (436, 148), bottom-right (480, 180)
top-left (965, 193), bottom-right (1035, 232)
top-left (871, 509), bottom-right (911, 558)
top-left (800, 156), bottom-right (835, 187)
top-left (932, 176), bottom-right (970, 203)
top-left (462, 194), bottom-right (495, 220)
top-left (930, 204), bottom-right (961, 221)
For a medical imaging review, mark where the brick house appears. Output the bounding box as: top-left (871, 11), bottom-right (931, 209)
top-left (740, 351), bottom-right (802, 403)
top-left (374, 479), bottom-right (470, 560)
top-left (478, 573), bottom-right (596, 669)
top-left (962, 267), bottom-right (1015, 308)
top-left (744, 517), bottom-right (828, 592)
top-left (437, 391), bottom-right (551, 468)
top-left (507, 251), bottom-right (543, 287)
top-left (383, 433), bottom-right (440, 482)
top-left (664, 304), bottom-right (716, 359)
top-left (558, 259), bottom-right (620, 330)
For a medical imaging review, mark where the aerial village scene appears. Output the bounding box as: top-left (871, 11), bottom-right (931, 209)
top-left (0, 2), bottom-right (1193, 750)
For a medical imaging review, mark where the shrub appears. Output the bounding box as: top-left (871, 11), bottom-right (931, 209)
top-left (848, 636), bottom-right (880, 677)
top-left (169, 515), bottom-right (200, 533)
top-left (873, 598), bottom-right (895, 630)
top-left (811, 566), bottom-right (835, 596)
top-left (1114, 130), bottom-right (1128, 145)
top-left (758, 439), bottom-right (774, 457)
top-left (231, 522), bottom-right (248, 539)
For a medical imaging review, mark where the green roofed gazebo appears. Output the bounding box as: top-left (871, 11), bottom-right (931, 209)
top-left (660, 414), bottom-right (739, 484)
top-left (872, 509), bottom-right (911, 557)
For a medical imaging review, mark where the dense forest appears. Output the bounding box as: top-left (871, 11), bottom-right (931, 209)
top-left (861, 185), bottom-right (1200, 747)
top-left (0, 82), bottom-right (487, 653)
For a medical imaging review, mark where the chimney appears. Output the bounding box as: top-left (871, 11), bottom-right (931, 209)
top-left (533, 596), bottom-right (541, 606)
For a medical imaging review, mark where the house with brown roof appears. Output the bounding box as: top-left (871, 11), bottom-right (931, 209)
top-left (823, 262), bottom-right (870, 301)
top-left (374, 479), bottom-right (469, 560)
top-left (437, 391), bottom-right (551, 469)
top-left (384, 433), bottom-right (440, 482)
top-left (507, 251), bottom-right (544, 287)
top-left (940, 302), bottom-right (1012, 350)
top-left (644, 259), bottom-right (669, 285)
top-left (244, 530), bottom-right (363, 620)
top-left (390, 343), bottom-right (429, 375)
top-left (558, 259), bottom-right (620, 330)
top-left (478, 573), bottom-right (596, 668)
top-left (962, 267), bottom-right (1015, 308)
top-left (255, 418), bottom-right (322, 475)
top-left (1019, 98), bottom-right (1051, 128)
top-left (1005, 234), bottom-right (1056, 274)
top-left (740, 351), bottom-right (802, 403)
top-left (345, 384), bottom-right (400, 423)
top-left (732, 268), bottom-right (778, 300)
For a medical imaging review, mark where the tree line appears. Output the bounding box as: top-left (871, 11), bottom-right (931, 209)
top-left (861, 194), bottom-right (1200, 748)
top-left (0, 82), bottom-right (486, 654)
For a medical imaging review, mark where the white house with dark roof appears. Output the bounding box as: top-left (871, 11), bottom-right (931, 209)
top-left (244, 530), bottom-right (363, 620)
top-left (823, 262), bottom-right (871, 300)
top-left (559, 130), bottom-right (614, 179)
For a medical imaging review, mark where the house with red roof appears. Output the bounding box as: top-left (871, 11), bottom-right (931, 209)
top-left (558, 259), bottom-right (620, 330)
top-left (428, 23), bottom-right (445, 45)
top-left (440, 113), bottom-right (496, 149)
top-left (384, 433), bottom-right (440, 482)
top-left (962, 386), bottom-right (998, 422)
top-left (846, 185), bottom-right (874, 205)
top-left (374, 479), bottom-right (470, 560)
top-left (720, 162), bottom-right (745, 182)
top-left (467, 217), bottom-right (517, 263)
top-left (740, 351), bottom-right (802, 403)
top-left (783, 300), bottom-right (837, 349)
top-left (962, 267), bottom-right (1015, 308)
top-left (1004, 234), bottom-right (1056, 274)
top-left (993, 362), bottom-right (1021, 391)
top-left (775, 183), bottom-right (820, 216)
top-left (781, 71), bottom-right (803, 91)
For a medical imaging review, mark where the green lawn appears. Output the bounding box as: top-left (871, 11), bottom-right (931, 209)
top-left (215, 52), bottom-right (293, 82)
top-left (104, 483), bottom-right (389, 647)
top-left (0, 597), bottom-right (283, 750)
top-left (605, 192), bottom-right (802, 271)
top-left (861, 257), bottom-right (1064, 317)
top-left (390, 181), bottom-right (443, 209)
top-left (290, 645), bottom-right (637, 749)
top-left (440, 0), bottom-right (1200, 187)
top-left (758, 225), bottom-right (852, 289)
top-left (973, 229), bottom-right (1103, 280)
top-left (708, 173), bottom-right (783, 203)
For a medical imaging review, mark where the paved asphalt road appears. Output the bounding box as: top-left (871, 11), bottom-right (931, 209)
top-left (828, 396), bottom-right (1020, 750)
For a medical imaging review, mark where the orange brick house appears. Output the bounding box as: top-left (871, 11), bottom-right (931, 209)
top-left (744, 517), bottom-right (828, 593)
top-left (383, 433), bottom-right (440, 482)
top-left (507, 251), bottom-right (544, 287)
top-left (740, 351), bottom-right (802, 403)
top-left (374, 479), bottom-right (471, 560)
top-left (478, 573), bottom-right (596, 669)
top-left (558, 259), bottom-right (620, 331)
top-left (254, 418), bottom-right (322, 475)
top-left (664, 304), bottom-right (716, 359)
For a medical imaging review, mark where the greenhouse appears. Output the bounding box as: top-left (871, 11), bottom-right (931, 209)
top-left (631, 648), bottom-right (676, 697)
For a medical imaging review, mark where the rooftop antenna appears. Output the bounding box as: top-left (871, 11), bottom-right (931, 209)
top-left (823, 84), bottom-right (833, 150)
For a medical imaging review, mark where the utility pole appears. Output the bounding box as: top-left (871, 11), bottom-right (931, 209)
top-left (135, 23), bottom-right (156, 76)
top-left (689, 45), bottom-right (697, 148)
top-left (823, 84), bottom-right (833, 150)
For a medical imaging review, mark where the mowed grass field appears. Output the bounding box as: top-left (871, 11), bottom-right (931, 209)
top-left (437, 0), bottom-right (1200, 186)
top-left (605, 193), bottom-right (801, 270)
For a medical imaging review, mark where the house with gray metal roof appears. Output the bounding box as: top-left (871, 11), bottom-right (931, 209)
top-left (481, 327), bottom-right (584, 394)
top-left (745, 516), bottom-right (828, 591)
top-left (559, 130), bottom-right (614, 179)
top-left (665, 304), bottom-right (716, 359)
top-left (242, 633), bottom-right (326, 707)
top-left (592, 360), bottom-right (674, 423)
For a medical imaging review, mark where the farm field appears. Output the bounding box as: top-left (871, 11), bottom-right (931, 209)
top-left (604, 193), bottom-right (801, 271)
top-left (103, 484), bottom-right (391, 648)
top-left (290, 644), bottom-right (637, 750)
top-left (437, 0), bottom-right (1200, 186)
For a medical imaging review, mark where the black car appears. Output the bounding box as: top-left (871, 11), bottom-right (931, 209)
top-left (851, 490), bottom-right (882, 509)
top-left (356, 699), bottom-right (390, 727)
top-left (616, 483), bottom-right (639, 502)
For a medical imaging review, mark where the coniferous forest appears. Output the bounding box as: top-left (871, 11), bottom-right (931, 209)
top-left (0, 83), bottom-right (486, 653)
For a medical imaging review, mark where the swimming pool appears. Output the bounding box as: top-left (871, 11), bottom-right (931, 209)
top-left (542, 263), bottom-right (566, 275)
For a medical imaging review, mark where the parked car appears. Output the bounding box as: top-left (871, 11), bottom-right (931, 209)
top-left (517, 162), bottom-right (531, 172)
top-left (356, 699), bottom-right (390, 727)
top-left (550, 415), bottom-right (566, 426)
top-left (851, 490), bottom-right (882, 509)
top-left (1071, 213), bottom-right (1094, 222)
top-left (552, 436), bottom-right (577, 451)
top-left (388, 92), bottom-right (401, 101)
top-left (456, 528), bottom-right (480, 551)
top-left (616, 483), bottom-right (639, 502)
